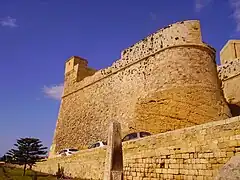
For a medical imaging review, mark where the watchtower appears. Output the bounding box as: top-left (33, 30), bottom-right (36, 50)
top-left (64, 56), bottom-right (97, 95)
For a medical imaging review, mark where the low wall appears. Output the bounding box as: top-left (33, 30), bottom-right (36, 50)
top-left (34, 116), bottom-right (240, 179)
top-left (33, 147), bottom-right (106, 179)
top-left (122, 116), bottom-right (240, 180)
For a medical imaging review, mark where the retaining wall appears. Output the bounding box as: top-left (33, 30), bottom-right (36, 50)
top-left (34, 116), bottom-right (240, 180)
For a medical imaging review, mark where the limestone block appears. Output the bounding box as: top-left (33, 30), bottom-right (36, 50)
top-left (197, 176), bottom-right (204, 180)
top-left (220, 40), bottom-right (240, 64)
top-left (104, 121), bottom-right (123, 180)
top-left (217, 58), bottom-right (240, 108)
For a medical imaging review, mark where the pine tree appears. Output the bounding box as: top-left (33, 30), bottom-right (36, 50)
top-left (6, 137), bottom-right (47, 176)
top-left (0, 155), bottom-right (6, 161)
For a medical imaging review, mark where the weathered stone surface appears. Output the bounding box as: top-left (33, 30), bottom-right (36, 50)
top-left (217, 40), bottom-right (240, 115)
top-left (218, 58), bottom-right (240, 82)
top-left (33, 116), bottom-right (240, 180)
top-left (104, 121), bottom-right (123, 180)
top-left (217, 58), bottom-right (240, 109)
top-left (49, 20), bottom-right (231, 156)
top-left (220, 40), bottom-right (240, 64)
top-left (215, 155), bottom-right (240, 180)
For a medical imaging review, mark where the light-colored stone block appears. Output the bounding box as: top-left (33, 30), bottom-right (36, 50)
top-left (104, 121), bottom-right (123, 180)
top-left (220, 40), bottom-right (240, 64)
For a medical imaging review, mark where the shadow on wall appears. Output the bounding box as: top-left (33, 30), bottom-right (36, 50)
top-left (229, 104), bottom-right (240, 116)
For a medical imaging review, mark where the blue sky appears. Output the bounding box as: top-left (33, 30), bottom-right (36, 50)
top-left (0, 0), bottom-right (239, 156)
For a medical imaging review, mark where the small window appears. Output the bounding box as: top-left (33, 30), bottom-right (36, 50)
top-left (69, 149), bottom-right (78, 152)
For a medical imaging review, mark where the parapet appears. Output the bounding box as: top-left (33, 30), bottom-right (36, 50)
top-left (220, 40), bottom-right (240, 64)
top-left (218, 58), bottom-right (240, 81)
top-left (63, 20), bottom-right (216, 97)
top-left (120, 20), bottom-right (203, 62)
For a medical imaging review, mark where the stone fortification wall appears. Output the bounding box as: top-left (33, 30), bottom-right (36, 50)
top-left (34, 116), bottom-right (240, 180)
top-left (220, 40), bottom-right (240, 64)
top-left (218, 58), bottom-right (240, 81)
top-left (217, 40), bottom-right (240, 117)
top-left (218, 58), bottom-right (240, 105)
top-left (122, 116), bottom-right (240, 180)
top-left (63, 20), bottom-right (203, 96)
top-left (51, 20), bottom-right (231, 155)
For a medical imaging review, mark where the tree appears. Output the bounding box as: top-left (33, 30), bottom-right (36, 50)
top-left (0, 154), bottom-right (12, 162)
top-left (0, 155), bottom-right (6, 161)
top-left (6, 137), bottom-right (47, 176)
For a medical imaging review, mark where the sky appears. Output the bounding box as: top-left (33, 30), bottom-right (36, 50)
top-left (0, 0), bottom-right (239, 156)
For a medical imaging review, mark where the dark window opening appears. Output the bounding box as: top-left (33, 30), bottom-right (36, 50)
top-left (140, 132), bottom-right (151, 138)
top-left (229, 104), bottom-right (240, 117)
top-left (69, 149), bottom-right (78, 152)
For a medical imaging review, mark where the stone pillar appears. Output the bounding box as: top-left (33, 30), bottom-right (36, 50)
top-left (104, 121), bottom-right (123, 180)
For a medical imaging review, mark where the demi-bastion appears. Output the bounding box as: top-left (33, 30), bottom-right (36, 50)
top-left (49, 20), bottom-right (231, 157)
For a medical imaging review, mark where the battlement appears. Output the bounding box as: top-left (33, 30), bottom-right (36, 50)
top-left (63, 20), bottom-right (216, 97)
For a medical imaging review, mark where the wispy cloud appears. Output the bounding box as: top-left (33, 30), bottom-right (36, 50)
top-left (195, 0), bottom-right (240, 32)
top-left (230, 0), bottom-right (240, 32)
top-left (43, 84), bottom-right (63, 100)
top-left (195, 0), bottom-right (213, 12)
top-left (149, 12), bottom-right (157, 21)
top-left (0, 16), bottom-right (17, 28)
